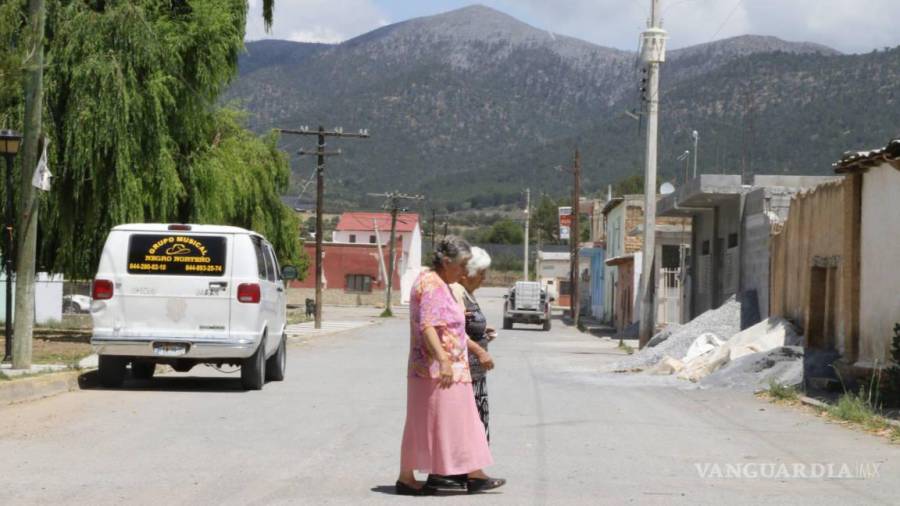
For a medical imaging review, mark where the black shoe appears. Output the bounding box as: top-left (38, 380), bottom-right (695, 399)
top-left (426, 474), bottom-right (467, 490)
top-left (466, 477), bottom-right (506, 494)
top-left (395, 480), bottom-right (437, 496)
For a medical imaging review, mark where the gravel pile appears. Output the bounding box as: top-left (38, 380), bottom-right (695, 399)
top-left (699, 346), bottom-right (804, 391)
top-left (610, 296), bottom-right (742, 371)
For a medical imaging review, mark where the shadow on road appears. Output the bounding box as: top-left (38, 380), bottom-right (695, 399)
top-left (78, 370), bottom-right (247, 393)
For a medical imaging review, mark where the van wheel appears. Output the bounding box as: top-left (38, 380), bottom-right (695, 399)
top-left (265, 333), bottom-right (287, 382)
top-left (503, 317), bottom-right (512, 330)
top-left (131, 361), bottom-right (155, 380)
top-left (99, 355), bottom-right (127, 388)
top-left (543, 318), bottom-right (552, 331)
top-left (241, 337), bottom-right (266, 391)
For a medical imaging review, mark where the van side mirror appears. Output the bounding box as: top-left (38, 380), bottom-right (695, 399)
top-left (282, 265), bottom-right (300, 281)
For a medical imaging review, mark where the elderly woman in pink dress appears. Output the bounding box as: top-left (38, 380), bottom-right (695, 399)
top-left (396, 236), bottom-right (506, 496)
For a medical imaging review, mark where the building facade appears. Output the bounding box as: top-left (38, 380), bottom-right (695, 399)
top-left (332, 212), bottom-right (423, 304)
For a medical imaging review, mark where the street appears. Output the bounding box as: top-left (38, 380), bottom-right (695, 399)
top-left (1, 288), bottom-right (898, 505)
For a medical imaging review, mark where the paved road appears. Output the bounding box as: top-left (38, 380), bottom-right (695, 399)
top-left (1, 288), bottom-right (897, 505)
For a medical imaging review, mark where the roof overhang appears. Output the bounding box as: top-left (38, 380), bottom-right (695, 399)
top-left (605, 254), bottom-right (635, 266)
top-left (657, 174), bottom-right (746, 217)
top-left (834, 138), bottom-right (900, 174)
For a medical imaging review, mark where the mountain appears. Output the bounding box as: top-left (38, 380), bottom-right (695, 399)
top-left (226, 5), bottom-right (898, 210)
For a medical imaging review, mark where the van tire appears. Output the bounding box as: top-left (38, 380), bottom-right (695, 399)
top-left (241, 337), bottom-right (266, 391)
top-left (503, 317), bottom-right (512, 330)
top-left (131, 361), bottom-right (155, 380)
top-left (99, 355), bottom-right (127, 388)
top-left (265, 334), bottom-right (287, 382)
top-left (543, 318), bottom-right (552, 331)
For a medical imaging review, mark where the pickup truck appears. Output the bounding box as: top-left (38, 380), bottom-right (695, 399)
top-left (502, 281), bottom-right (553, 331)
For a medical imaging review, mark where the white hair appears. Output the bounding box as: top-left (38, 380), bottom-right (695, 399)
top-left (466, 246), bottom-right (492, 276)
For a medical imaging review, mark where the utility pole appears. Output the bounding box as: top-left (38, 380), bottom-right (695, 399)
top-left (13, 0), bottom-right (47, 369)
top-left (692, 130), bottom-right (699, 178)
top-left (638, 0), bottom-right (667, 348)
top-left (430, 209), bottom-right (436, 254)
top-left (523, 188), bottom-right (530, 281)
top-left (368, 192), bottom-right (424, 316)
top-left (556, 150), bottom-right (581, 324)
top-left (279, 125), bottom-right (369, 329)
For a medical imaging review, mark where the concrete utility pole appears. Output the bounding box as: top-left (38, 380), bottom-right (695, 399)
top-left (523, 188), bottom-right (530, 281)
top-left (279, 125), bottom-right (369, 329)
top-left (638, 0), bottom-right (667, 348)
top-left (13, 0), bottom-right (47, 368)
top-left (692, 130), bottom-right (699, 178)
top-left (368, 192), bottom-right (424, 317)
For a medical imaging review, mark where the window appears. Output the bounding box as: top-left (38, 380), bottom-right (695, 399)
top-left (127, 234), bottom-right (227, 277)
top-left (662, 245), bottom-right (681, 269)
top-left (349, 234), bottom-right (357, 244)
top-left (264, 244), bottom-right (278, 282)
top-left (252, 237), bottom-right (267, 279)
top-left (369, 235), bottom-right (377, 244)
top-left (701, 240), bottom-right (710, 256)
top-left (346, 274), bottom-right (372, 293)
top-left (728, 233), bottom-right (739, 249)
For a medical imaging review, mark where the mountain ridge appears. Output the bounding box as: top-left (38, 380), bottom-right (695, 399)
top-left (226, 5), bottom-right (896, 210)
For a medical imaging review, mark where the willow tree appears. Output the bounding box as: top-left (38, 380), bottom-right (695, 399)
top-left (24, 0), bottom-right (305, 278)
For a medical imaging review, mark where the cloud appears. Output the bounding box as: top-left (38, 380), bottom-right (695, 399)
top-left (245, 0), bottom-right (389, 43)
top-left (492, 0), bottom-right (899, 53)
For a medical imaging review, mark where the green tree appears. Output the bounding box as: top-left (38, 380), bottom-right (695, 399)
top-left (612, 174), bottom-right (644, 195)
top-left (531, 195), bottom-right (562, 245)
top-left (486, 218), bottom-right (523, 244)
top-left (1, 0), bottom-right (306, 278)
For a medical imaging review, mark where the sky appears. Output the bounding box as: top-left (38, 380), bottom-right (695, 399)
top-left (245, 0), bottom-right (900, 54)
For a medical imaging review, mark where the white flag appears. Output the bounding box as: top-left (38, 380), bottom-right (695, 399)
top-left (31, 138), bottom-right (52, 192)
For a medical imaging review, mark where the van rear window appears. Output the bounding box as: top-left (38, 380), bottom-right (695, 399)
top-left (127, 234), bottom-right (227, 276)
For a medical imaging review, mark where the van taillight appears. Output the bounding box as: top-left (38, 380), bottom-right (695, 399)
top-left (237, 283), bottom-right (261, 303)
top-left (92, 279), bottom-right (114, 300)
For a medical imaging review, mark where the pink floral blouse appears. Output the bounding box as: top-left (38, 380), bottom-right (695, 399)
top-left (408, 270), bottom-right (471, 383)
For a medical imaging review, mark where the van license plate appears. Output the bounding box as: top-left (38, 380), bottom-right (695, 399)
top-left (153, 343), bottom-right (188, 357)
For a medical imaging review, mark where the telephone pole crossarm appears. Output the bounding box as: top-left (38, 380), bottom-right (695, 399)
top-left (280, 125), bottom-right (370, 330)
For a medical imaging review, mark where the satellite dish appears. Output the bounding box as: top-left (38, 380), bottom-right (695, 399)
top-left (660, 182), bottom-right (676, 195)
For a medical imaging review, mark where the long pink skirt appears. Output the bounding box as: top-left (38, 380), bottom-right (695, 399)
top-left (400, 377), bottom-right (494, 475)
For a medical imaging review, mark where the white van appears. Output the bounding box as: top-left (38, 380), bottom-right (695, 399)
top-left (90, 224), bottom-right (299, 390)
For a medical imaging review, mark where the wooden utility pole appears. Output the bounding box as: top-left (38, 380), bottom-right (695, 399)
top-left (571, 151), bottom-right (581, 324)
top-left (279, 125), bottom-right (369, 329)
top-left (638, 0), bottom-right (667, 348)
top-left (368, 192), bottom-right (424, 316)
top-left (13, 0), bottom-right (47, 368)
top-left (556, 150), bottom-right (581, 324)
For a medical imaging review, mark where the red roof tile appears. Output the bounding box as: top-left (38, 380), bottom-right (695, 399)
top-left (335, 212), bottom-right (419, 233)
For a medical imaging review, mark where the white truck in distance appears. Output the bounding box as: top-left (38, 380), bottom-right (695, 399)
top-left (90, 224), bottom-right (299, 390)
top-left (502, 281), bottom-right (553, 331)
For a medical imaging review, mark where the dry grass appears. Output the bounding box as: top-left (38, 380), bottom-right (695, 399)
top-left (0, 337), bottom-right (92, 366)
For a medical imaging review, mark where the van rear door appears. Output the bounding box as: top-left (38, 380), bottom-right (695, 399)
top-left (120, 232), bottom-right (233, 342)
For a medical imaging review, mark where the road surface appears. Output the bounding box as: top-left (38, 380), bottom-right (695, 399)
top-left (1, 288), bottom-right (897, 505)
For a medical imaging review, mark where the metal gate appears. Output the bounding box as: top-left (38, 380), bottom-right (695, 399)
top-left (657, 268), bottom-right (683, 325)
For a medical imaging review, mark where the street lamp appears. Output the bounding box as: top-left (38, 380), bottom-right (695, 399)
top-left (0, 129), bottom-right (22, 363)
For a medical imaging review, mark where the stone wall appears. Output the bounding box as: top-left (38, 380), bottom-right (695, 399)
top-left (287, 288), bottom-right (400, 308)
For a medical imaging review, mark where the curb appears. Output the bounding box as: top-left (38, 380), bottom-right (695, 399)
top-left (799, 395), bottom-right (900, 429)
top-left (0, 370), bottom-right (83, 407)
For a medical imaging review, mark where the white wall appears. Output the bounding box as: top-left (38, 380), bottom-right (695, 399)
top-left (859, 164), bottom-right (900, 366)
top-left (0, 272), bottom-right (64, 324)
top-left (400, 224), bottom-right (423, 305)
